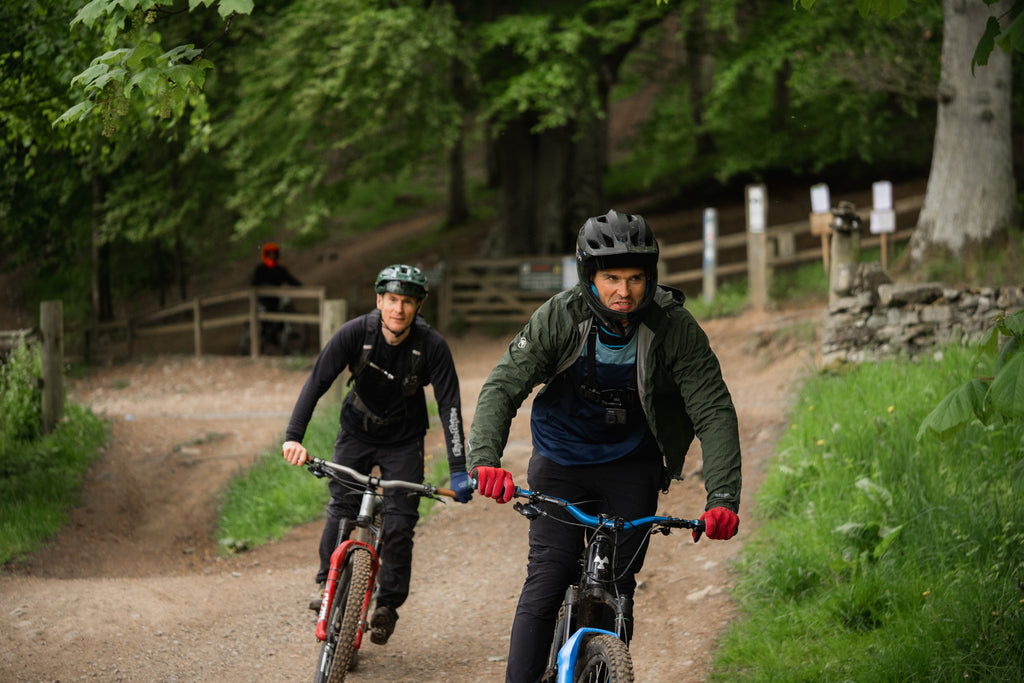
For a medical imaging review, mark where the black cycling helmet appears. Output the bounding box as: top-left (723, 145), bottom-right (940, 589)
top-left (576, 209), bottom-right (659, 332)
top-left (374, 264), bottom-right (428, 300)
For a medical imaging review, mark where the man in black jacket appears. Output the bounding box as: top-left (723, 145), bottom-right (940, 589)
top-left (282, 264), bottom-right (473, 646)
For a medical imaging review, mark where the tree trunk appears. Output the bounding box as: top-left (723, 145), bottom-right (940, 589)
top-left (91, 175), bottom-right (113, 323)
top-left (483, 115), bottom-right (583, 256)
top-left (906, 0), bottom-right (1015, 271)
top-left (447, 125), bottom-right (468, 227)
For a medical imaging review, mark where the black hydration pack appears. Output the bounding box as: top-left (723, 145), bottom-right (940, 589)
top-left (346, 310), bottom-right (425, 426)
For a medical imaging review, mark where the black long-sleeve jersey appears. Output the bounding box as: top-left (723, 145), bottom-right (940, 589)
top-left (285, 311), bottom-right (466, 472)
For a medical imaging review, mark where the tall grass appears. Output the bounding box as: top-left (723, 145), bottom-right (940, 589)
top-left (0, 404), bottom-right (109, 565)
top-left (710, 345), bottom-right (1024, 681)
top-left (215, 399), bottom-right (456, 552)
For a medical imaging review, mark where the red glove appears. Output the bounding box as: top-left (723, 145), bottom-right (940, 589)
top-left (696, 507), bottom-right (739, 541)
top-left (472, 466), bottom-right (515, 504)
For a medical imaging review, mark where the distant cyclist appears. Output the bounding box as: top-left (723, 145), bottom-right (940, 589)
top-left (249, 242), bottom-right (302, 353)
top-left (281, 264), bottom-right (473, 646)
top-left (468, 210), bottom-right (742, 683)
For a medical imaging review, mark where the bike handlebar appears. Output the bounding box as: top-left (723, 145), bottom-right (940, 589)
top-left (306, 457), bottom-right (457, 499)
top-left (512, 487), bottom-right (705, 538)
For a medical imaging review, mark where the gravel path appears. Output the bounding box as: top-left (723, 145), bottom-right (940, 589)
top-left (0, 306), bottom-right (820, 682)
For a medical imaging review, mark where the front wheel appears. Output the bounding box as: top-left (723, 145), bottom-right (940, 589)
top-left (314, 548), bottom-right (373, 683)
top-left (574, 633), bottom-right (634, 683)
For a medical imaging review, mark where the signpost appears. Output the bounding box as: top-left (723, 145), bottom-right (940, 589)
top-left (809, 183), bottom-right (832, 271)
top-left (702, 208), bottom-right (718, 303)
top-left (870, 180), bottom-right (895, 269)
top-left (746, 184), bottom-right (769, 309)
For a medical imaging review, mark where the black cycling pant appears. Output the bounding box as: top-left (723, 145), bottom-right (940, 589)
top-left (316, 430), bottom-right (423, 612)
top-left (505, 442), bottom-right (663, 683)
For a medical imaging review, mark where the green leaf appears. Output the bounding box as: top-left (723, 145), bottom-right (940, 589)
top-left (126, 67), bottom-right (162, 96)
top-left (916, 378), bottom-right (990, 441)
top-left (52, 100), bottom-right (96, 128)
top-left (872, 524), bottom-right (903, 560)
top-left (217, 0), bottom-right (254, 17)
top-left (972, 16), bottom-right (1001, 74)
top-left (73, 0), bottom-right (113, 27)
top-left (125, 41), bottom-right (162, 70)
top-left (1001, 310), bottom-right (1024, 340)
top-left (988, 352), bottom-right (1024, 418)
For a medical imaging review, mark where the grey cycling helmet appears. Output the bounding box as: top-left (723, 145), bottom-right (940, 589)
top-left (576, 209), bottom-right (659, 331)
top-left (374, 264), bottom-right (428, 300)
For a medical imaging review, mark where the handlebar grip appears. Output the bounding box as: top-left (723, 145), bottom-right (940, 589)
top-left (436, 488), bottom-right (457, 499)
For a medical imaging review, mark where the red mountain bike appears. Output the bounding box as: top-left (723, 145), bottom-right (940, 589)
top-left (305, 457), bottom-right (456, 683)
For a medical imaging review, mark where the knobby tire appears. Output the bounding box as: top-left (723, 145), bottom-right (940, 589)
top-left (315, 548), bottom-right (373, 683)
top-left (575, 633), bottom-right (634, 683)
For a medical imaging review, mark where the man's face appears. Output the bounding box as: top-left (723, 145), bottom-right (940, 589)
top-left (376, 291), bottom-right (421, 335)
top-left (593, 267), bottom-right (647, 317)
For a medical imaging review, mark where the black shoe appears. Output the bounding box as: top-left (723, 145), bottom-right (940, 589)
top-left (369, 605), bottom-right (398, 645)
top-left (308, 582), bottom-right (325, 612)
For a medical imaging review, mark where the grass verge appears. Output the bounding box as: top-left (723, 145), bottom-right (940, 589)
top-left (710, 344), bottom-right (1024, 681)
top-left (0, 404), bottom-right (109, 566)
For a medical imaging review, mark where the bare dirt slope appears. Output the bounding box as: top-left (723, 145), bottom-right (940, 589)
top-left (0, 301), bottom-right (821, 682)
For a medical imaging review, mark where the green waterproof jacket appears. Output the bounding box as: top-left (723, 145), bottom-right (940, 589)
top-left (467, 284), bottom-right (741, 513)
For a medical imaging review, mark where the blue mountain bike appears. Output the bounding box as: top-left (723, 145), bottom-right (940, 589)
top-left (511, 487), bottom-right (705, 683)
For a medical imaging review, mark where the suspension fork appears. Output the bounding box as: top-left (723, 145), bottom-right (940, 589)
top-left (315, 539), bottom-right (381, 642)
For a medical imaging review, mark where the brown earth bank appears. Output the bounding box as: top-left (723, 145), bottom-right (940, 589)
top-left (0, 301), bottom-right (822, 682)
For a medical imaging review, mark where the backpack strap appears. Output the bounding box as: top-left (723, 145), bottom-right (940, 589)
top-left (347, 310), bottom-right (381, 385)
top-left (348, 310), bottom-right (425, 398)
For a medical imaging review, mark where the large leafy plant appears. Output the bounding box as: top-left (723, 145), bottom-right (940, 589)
top-left (917, 309), bottom-right (1024, 440)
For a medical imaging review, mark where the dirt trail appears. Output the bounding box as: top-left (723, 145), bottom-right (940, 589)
top-left (0, 302), bottom-right (820, 682)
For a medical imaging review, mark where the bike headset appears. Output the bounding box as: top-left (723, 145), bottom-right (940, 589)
top-left (346, 265), bottom-right (429, 427)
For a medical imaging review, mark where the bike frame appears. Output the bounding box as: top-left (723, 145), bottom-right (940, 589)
top-left (314, 488), bottom-right (382, 644)
top-left (309, 458), bottom-right (455, 650)
top-left (512, 487), bottom-right (704, 682)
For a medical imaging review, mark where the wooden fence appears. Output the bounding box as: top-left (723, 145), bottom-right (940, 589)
top-left (436, 194), bottom-right (923, 334)
top-left (78, 286), bottom-right (328, 360)
top-left (11, 192), bottom-right (923, 359)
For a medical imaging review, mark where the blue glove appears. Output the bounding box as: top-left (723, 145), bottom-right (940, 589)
top-left (450, 469), bottom-right (473, 504)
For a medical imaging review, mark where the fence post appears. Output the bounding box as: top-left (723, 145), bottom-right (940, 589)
top-left (745, 184), bottom-right (769, 309)
top-left (248, 289), bottom-right (260, 358)
top-left (702, 208), bottom-right (718, 303)
top-left (193, 297), bottom-right (203, 357)
top-left (40, 300), bottom-right (64, 435)
top-left (322, 298), bottom-right (347, 405)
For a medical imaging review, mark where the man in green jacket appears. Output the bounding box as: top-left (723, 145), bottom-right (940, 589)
top-left (468, 209), bottom-right (741, 683)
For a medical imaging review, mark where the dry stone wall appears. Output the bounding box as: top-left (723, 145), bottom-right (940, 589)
top-left (822, 262), bottom-right (1024, 364)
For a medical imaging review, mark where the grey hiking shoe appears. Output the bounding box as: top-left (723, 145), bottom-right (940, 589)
top-left (369, 605), bottom-right (398, 645)
top-left (308, 582), bottom-right (325, 612)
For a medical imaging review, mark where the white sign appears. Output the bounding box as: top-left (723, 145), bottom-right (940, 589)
top-left (747, 185), bottom-right (766, 234)
top-left (872, 180), bottom-right (893, 211)
top-left (703, 208), bottom-right (717, 266)
top-left (810, 183), bottom-right (831, 214)
top-left (561, 256), bottom-right (578, 289)
top-left (870, 209), bottom-right (896, 234)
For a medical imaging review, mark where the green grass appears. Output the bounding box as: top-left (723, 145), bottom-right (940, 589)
top-left (710, 344), bottom-right (1024, 682)
top-left (215, 398), bottom-right (458, 553)
top-left (0, 404), bottom-right (109, 566)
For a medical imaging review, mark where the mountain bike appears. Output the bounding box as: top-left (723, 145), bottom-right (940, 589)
top-left (511, 486), bottom-right (705, 683)
top-left (305, 457), bottom-right (457, 683)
